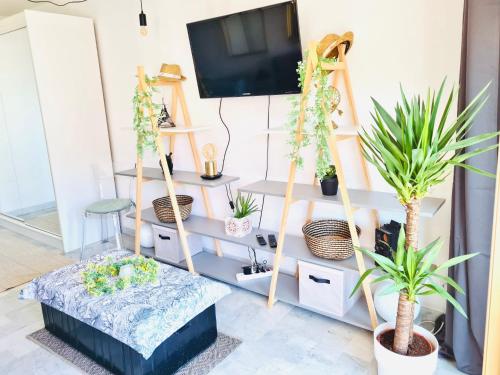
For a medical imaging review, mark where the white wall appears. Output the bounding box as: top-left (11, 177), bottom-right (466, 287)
top-left (12, 0), bottom-right (464, 311)
top-left (0, 27), bottom-right (55, 215)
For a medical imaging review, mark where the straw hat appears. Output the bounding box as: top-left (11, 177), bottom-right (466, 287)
top-left (316, 32), bottom-right (354, 59)
top-left (157, 64), bottom-right (186, 82)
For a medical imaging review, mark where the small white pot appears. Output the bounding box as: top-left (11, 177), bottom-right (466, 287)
top-left (374, 281), bottom-right (421, 322)
top-left (140, 223), bottom-right (154, 248)
top-left (374, 322), bottom-right (438, 375)
top-left (225, 216), bottom-right (252, 238)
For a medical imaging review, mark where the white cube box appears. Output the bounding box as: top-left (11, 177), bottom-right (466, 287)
top-left (298, 260), bottom-right (360, 317)
top-left (152, 225), bottom-right (202, 264)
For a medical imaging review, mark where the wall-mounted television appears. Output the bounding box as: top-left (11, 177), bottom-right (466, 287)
top-left (186, 1), bottom-right (302, 98)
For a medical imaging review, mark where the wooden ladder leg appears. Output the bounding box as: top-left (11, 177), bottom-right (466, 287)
top-left (339, 45), bottom-right (359, 126)
top-left (169, 84), bottom-right (179, 153)
top-left (327, 132), bottom-right (378, 329)
top-left (268, 161), bottom-right (297, 307)
top-left (134, 155), bottom-right (143, 255)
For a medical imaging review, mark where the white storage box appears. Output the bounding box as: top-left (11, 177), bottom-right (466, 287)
top-left (152, 225), bottom-right (201, 264)
top-left (298, 260), bottom-right (360, 317)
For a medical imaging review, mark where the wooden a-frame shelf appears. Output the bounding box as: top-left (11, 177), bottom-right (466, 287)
top-left (239, 180), bottom-right (445, 218)
top-left (129, 207), bottom-right (375, 272)
top-left (116, 167), bottom-right (239, 188)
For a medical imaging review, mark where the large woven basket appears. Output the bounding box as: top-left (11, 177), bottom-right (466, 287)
top-left (302, 219), bottom-right (361, 260)
top-left (152, 195), bottom-right (193, 223)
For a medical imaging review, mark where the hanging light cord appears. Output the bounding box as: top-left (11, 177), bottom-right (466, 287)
top-left (258, 96), bottom-right (271, 229)
top-left (27, 0), bottom-right (87, 6)
top-left (218, 98), bottom-right (231, 174)
top-left (139, 0), bottom-right (144, 11)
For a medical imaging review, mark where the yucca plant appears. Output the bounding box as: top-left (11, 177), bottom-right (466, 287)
top-left (351, 229), bottom-right (477, 351)
top-left (359, 80), bottom-right (498, 355)
top-left (233, 193), bottom-right (259, 219)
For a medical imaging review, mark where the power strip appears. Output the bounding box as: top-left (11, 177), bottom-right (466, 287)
top-left (236, 269), bottom-right (273, 282)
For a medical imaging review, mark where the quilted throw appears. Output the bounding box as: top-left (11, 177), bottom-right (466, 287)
top-left (19, 250), bottom-right (231, 359)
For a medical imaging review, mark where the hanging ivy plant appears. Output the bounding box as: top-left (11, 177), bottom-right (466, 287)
top-left (132, 75), bottom-right (162, 157)
top-left (285, 52), bottom-right (342, 179)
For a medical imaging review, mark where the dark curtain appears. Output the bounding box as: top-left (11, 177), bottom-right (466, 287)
top-left (443, 0), bottom-right (500, 373)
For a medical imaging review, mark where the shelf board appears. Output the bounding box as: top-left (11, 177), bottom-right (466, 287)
top-left (178, 252), bottom-right (372, 331)
top-left (129, 208), bottom-right (372, 272)
top-left (115, 167), bottom-right (239, 188)
top-left (159, 126), bottom-right (211, 135)
top-left (239, 180), bottom-right (444, 218)
top-left (262, 125), bottom-right (359, 137)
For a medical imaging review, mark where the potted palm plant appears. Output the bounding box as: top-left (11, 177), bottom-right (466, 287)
top-left (357, 80), bottom-right (498, 373)
top-left (225, 193), bottom-right (259, 238)
top-left (319, 165), bottom-right (338, 196)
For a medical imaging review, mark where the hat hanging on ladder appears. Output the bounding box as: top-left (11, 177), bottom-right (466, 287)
top-left (157, 64), bottom-right (187, 82)
top-left (316, 32), bottom-right (354, 59)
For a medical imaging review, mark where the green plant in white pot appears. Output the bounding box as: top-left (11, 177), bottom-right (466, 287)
top-left (358, 80), bottom-right (498, 373)
top-left (224, 194), bottom-right (259, 238)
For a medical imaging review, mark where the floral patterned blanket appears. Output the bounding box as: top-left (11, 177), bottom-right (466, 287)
top-left (19, 250), bottom-right (231, 359)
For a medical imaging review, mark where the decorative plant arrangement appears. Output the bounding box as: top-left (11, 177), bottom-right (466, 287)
top-left (225, 193), bottom-right (259, 238)
top-left (319, 165), bottom-right (338, 196)
top-left (285, 53), bottom-right (342, 181)
top-left (132, 74), bottom-right (161, 157)
top-left (82, 256), bottom-right (159, 296)
top-left (357, 80), bottom-right (498, 373)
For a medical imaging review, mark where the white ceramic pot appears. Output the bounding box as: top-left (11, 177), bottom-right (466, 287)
top-left (140, 223), bottom-right (154, 248)
top-left (374, 281), bottom-right (420, 322)
top-left (374, 322), bottom-right (438, 375)
top-left (224, 216), bottom-right (252, 238)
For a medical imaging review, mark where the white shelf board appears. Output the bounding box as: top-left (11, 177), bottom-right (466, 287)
top-left (262, 125), bottom-right (359, 136)
top-left (129, 208), bottom-right (372, 272)
top-left (178, 252), bottom-right (372, 330)
top-left (115, 167), bottom-right (239, 188)
top-left (239, 180), bottom-right (445, 218)
top-left (159, 126), bottom-right (211, 134)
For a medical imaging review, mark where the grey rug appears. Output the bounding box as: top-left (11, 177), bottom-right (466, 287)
top-left (28, 328), bottom-right (241, 375)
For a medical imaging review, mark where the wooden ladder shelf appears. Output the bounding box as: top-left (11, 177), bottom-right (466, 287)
top-left (266, 43), bottom-right (379, 329)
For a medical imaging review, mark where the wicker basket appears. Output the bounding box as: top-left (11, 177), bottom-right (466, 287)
top-left (152, 195), bottom-right (193, 223)
top-left (302, 219), bottom-right (361, 260)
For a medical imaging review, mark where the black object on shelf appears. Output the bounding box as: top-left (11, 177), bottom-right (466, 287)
top-left (374, 220), bottom-right (402, 262)
top-left (268, 234), bottom-right (277, 248)
top-left (256, 234), bottom-right (267, 246)
top-left (320, 176), bottom-right (339, 196)
top-left (201, 172), bottom-right (223, 180)
top-left (159, 153), bottom-right (174, 175)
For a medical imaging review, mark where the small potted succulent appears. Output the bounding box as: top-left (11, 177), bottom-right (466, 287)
top-left (319, 165), bottom-right (338, 196)
top-left (351, 229), bottom-right (477, 374)
top-left (224, 193), bottom-right (259, 238)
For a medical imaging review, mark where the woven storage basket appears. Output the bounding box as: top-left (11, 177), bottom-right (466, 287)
top-left (152, 195), bottom-right (193, 223)
top-left (302, 219), bottom-right (361, 260)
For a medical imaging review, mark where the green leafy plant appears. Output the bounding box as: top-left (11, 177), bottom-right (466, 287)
top-left (132, 75), bottom-right (162, 157)
top-left (233, 193), bottom-right (259, 219)
top-left (359, 80), bottom-right (498, 355)
top-left (285, 52), bottom-right (342, 180)
top-left (82, 256), bottom-right (159, 297)
top-left (321, 165), bottom-right (337, 180)
top-left (351, 229), bottom-right (477, 353)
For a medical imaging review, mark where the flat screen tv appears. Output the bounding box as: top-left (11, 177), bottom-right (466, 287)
top-left (186, 1), bottom-right (302, 98)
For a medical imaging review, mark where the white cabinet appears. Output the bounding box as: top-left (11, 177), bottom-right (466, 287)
top-left (298, 261), bottom-right (360, 317)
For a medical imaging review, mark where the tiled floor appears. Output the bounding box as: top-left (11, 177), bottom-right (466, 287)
top-left (0, 227), bottom-right (464, 374)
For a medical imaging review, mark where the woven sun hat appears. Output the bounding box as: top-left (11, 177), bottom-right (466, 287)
top-left (316, 32), bottom-right (354, 59)
top-left (157, 64), bottom-right (186, 82)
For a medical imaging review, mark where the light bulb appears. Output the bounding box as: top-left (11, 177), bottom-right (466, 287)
top-left (139, 11), bottom-right (147, 37)
top-left (140, 26), bottom-right (148, 36)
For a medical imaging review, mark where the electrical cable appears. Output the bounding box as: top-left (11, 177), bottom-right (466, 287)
top-left (218, 98), bottom-right (231, 174)
top-left (258, 95), bottom-right (271, 229)
top-left (27, 0), bottom-right (87, 6)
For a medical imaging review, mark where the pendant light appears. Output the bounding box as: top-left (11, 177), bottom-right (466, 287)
top-left (139, 0), bottom-right (148, 36)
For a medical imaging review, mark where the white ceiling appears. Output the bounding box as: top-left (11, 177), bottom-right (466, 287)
top-left (0, 0), bottom-right (39, 17)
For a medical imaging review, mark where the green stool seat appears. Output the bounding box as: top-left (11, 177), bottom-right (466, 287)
top-left (85, 199), bottom-right (133, 214)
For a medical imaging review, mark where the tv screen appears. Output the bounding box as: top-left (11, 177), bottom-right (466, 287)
top-left (186, 1), bottom-right (302, 98)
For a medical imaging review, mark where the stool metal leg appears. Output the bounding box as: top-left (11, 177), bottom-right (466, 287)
top-left (112, 212), bottom-right (122, 250)
top-left (80, 212), bottom-right (88, 261)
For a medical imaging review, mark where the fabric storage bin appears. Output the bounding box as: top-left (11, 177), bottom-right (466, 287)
top-left (298, 260), bottom-right (360, 317)
top-left (153, 225), bottom-right (201, 263)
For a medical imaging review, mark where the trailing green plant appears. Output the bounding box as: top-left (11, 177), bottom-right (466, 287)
top-left (351, 228), bottom-right (477, 353)
top-left (321, 165), bottom-right (337, 180)
top-left (82, 256), bottom-right (159, 297)
top-left (233, 193), bottom-right (259, 219)
top-left (132, 74), bottom-right (162, 157)
top-left (358, 79), bottom-right (498, 355)
top-left (285, 52), bottom-right (342, 180)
